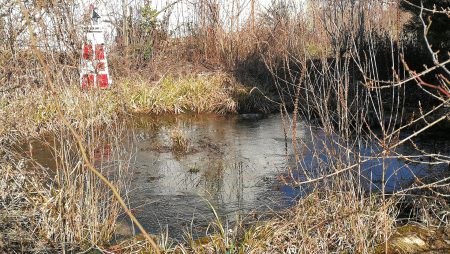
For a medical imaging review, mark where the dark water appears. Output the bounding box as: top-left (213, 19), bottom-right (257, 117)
top-left (120, 114), bottom-right (301, 239)
top-left (117, 114), bottom-right (449, 239)
top-left (21, 114), bottom-right (449, 240)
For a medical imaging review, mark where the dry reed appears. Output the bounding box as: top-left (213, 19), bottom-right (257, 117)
top-left (1, 0), bottom-right (449, 253)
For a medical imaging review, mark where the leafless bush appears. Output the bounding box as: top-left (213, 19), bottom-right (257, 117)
top-left (266, 1), bottom-right (449, 245)
top-left (0, 1), bottom-right (81, 91)
top-left (1, 0), bottom-right (449, 252)
top-left (255, 0), bottom-right (450, 252)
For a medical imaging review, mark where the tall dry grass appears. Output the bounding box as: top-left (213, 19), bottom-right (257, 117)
top-left (1, 119), bottom-right (132, 252)
top-left (1, 0), bottom-right (449, 253)
top-left (0, 157), bottom-right (47, 252)
top-left (36, 124), bottom-right (132, 251)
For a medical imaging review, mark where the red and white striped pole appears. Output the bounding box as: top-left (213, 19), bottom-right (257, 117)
top-left (80, 4), bottom-right (112, 89)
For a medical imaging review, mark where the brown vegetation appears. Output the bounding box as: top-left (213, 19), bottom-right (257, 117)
top-left (0, 0), bottom-right (449, 253)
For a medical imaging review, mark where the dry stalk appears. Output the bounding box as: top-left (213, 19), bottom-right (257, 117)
top-left (17, 1), bottom-right (160, 253)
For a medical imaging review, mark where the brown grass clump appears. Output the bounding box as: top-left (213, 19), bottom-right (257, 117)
top-left (170, 128), bottom-right (189, 153)
top-left (0, 121), bottom-right (131, 252)
top-left (118, 72), bottom-right (239, 114)
top-left (245, 190), bottom-right (396, 254)
top-left (0, 159), bottom-right (48, 252)
top-left (104, 187), bottom-right (397, 254)
top-left (36, 128), bottom-right (130, 251)
top-left (177, 190), bottom-right (396, 254)
top-left (0, 85), bottom-right (122, 143)
top-left (0, 71), bottom-right (267, 144)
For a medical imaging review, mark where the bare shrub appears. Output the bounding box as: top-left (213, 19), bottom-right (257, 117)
top-left (261, 0), bottom-right (449, 252)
